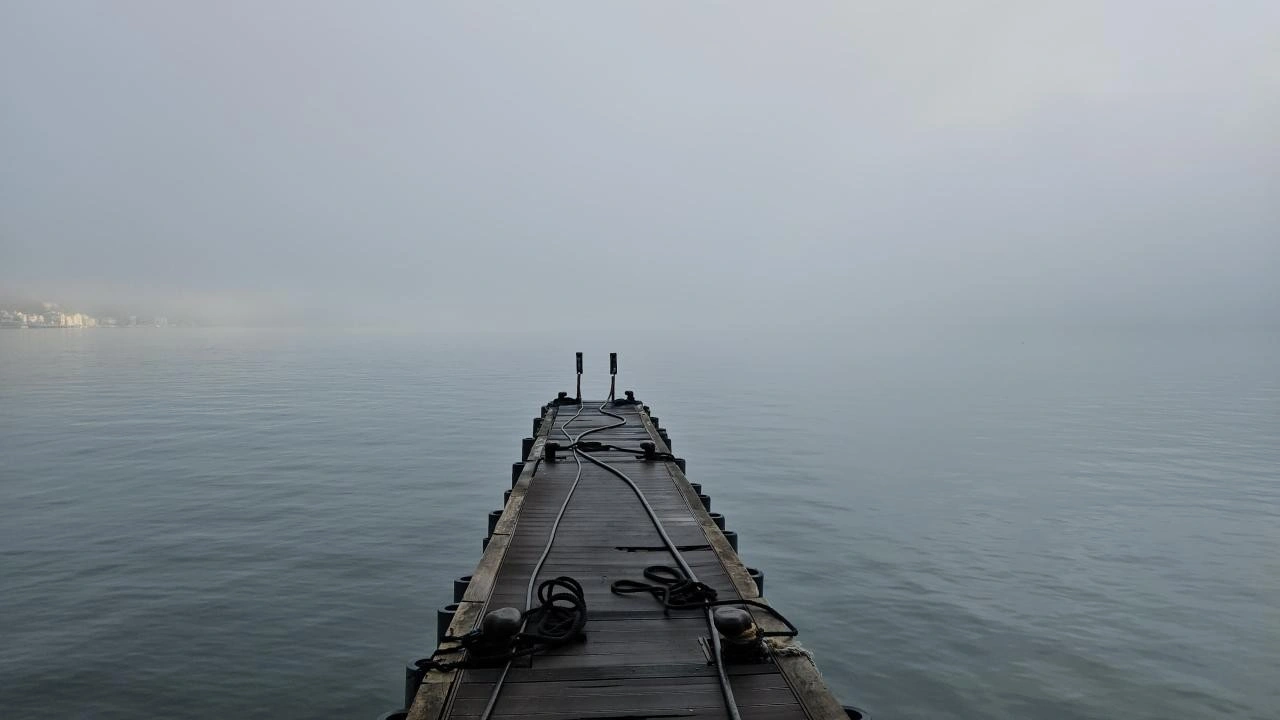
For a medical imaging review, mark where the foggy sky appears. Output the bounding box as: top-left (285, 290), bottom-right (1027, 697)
top-left (2, 2), bottom-right (1276, 329)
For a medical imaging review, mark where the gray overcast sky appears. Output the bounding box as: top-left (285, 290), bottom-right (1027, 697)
top-left (1, 1), bottom-right (1276, 328)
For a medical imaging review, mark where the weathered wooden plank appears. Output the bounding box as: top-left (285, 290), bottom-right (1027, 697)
top-left (459, 532), bottom-right (511, 605)
top-left (491, 412), bottom-right (559, 539)
top-left (449, 687), bottom-right (801, 717)
top-left (450, 701), bottom-right (809, 720)
top-left (455, 672), bottom-right (790, 698)
top-left (461, 661), bottom-right (781, 684)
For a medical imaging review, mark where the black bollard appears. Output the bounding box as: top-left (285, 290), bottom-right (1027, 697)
top-left (503, 489), bottom-right (511, 505)
top-left (661, 433), bottom-right (672, 452)
top-left (533, 417), bottom-right (543, 436)
top-left (511, 462), bottom-right (523, 486)
top-left (650, 416), bottom-right (660, 429)
top-left (843, 706), bottom-right (871, 720)
top-left (545, 442), bottom-right (560, 463)
top-left (453, 575), bottom-right (472, 603)
top-left (699, 494), bottom-right (711, 511)
top-left (437, 603), bottom-right (459, 643)
top-left (690, 483), bottom-right (701, 494)
top-left (379, 710), bottom-right (409, 720)
top-left (521, 436), bottom-right (534, 460)
top-left (747, 567), bottom-right (764, 596)
top-left (709, 512), bottom-right (726, 530)
top-left (675, 458), bottom-right (687, 473)
top-left (724, 530), bottom-right (739, 552)
top-left (482, 536), bottom-right (490, 551)
top-left (488, 510), bottom-right (503, 536)
top-left (404, 659), bottom-right (426, 709)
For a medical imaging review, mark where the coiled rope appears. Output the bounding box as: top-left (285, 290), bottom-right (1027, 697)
top-left (421, 575), bottom-right (587, 671)
top-left (610, 564), bottom-right (798, 634)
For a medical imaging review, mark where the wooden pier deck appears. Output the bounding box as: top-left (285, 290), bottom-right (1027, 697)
top-left (406, 397), bottom-right (849, 720)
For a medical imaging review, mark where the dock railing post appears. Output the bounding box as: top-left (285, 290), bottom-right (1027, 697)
top-left (575, 351), bottom-right (583, 401)
top-left (608, 352), bottom-right (617, 401)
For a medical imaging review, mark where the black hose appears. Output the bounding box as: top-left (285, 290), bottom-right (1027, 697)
top-left (573, 404), bottom-right (745, 720)
top-left (478, 399), bottom-right (617, 720)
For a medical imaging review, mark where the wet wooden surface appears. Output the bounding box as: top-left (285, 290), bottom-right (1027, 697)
top-left (408, 400), bottom-right (844, 720)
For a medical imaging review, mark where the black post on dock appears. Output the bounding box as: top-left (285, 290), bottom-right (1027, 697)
top-left (575, 352), bottom-right (583, 401)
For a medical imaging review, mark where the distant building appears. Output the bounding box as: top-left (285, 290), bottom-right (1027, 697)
top-left (1, 306), bottom-right (109, 329)
top-left (0, 310), bottom-right (23, 328)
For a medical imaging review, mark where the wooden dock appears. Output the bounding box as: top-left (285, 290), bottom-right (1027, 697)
top-left (404, 394), bottom-right (853, 720)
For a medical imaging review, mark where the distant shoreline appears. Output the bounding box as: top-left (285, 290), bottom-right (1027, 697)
top-left (0, 325), bottom-right (187, 329)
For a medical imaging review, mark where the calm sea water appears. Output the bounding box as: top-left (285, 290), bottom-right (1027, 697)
top-left (1, 327), bottom-right (1276, 720)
